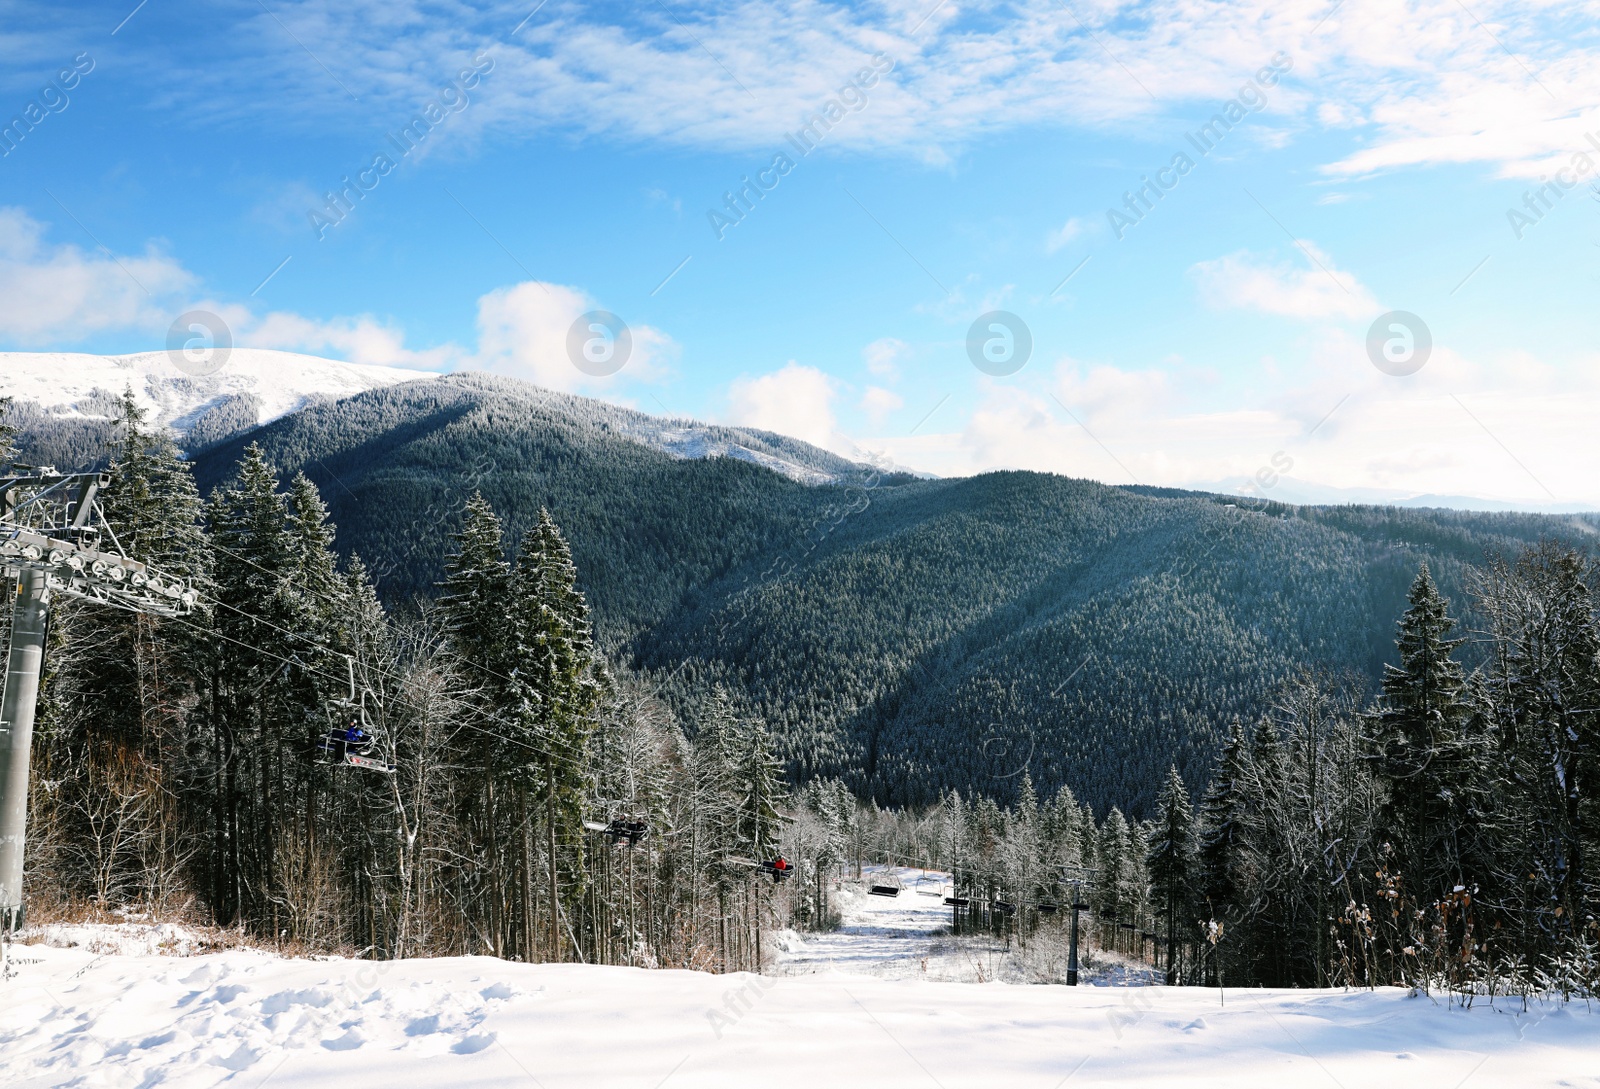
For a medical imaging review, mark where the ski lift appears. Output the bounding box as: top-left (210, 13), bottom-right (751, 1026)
top-left (868, 871), bottom-right (903, 898)
top-left (317, 656), bottom-right (394, 774)
top-left (914, 872), bottom-right (945, 898)
top-left (992, 900), bottom-right (1017, 917)
top-left (943, 895), bottom-right (970, 907)
top-left (724, 856), bottom-right (793, 882)
top-left (583, 816), bottom-right (650, 849)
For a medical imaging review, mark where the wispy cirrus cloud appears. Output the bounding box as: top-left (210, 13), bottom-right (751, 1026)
top-left (75, 0), bottom-right (1600, 183)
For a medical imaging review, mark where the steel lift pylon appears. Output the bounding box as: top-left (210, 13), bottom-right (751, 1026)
top-left (0, 469), bottom-right (196, 932)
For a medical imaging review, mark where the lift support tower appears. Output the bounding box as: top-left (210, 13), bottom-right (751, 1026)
top-left (0, 470), bottom-right (196, 932)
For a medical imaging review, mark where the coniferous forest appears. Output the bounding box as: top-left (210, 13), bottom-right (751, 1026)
top-left (4, 388), bottom-right (1598, 998)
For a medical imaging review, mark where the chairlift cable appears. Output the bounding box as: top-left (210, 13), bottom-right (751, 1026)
top-left (162, 611), bottom-right (591, 776)
top-left (189, 551), bottom-right (605, 775)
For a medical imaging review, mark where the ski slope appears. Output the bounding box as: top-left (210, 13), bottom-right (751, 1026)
top-left (1, 910), bottom-right (1594, 1089)
top-left (774, 866), bottom-right (953, 977)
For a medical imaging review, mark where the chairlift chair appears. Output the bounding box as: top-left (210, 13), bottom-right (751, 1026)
top-left (913, 871), bottom-right (945, 897)
top-left (868, 870), bottom-right (903, 898)
top-left (317, 656), bottom-right (395, 774)
top-left (583, 816), bottom-right (650, 848)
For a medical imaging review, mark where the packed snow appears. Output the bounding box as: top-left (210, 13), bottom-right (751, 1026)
top-left (3, 877), bottom-right (1594, 1089)
top-left (773, 866), bottom-right (1153, 987)
top-left (773, 866), bottom-right (956, 977)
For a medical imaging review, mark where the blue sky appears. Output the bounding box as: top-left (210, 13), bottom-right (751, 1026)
top-left (3, 0), bottom-right (1600, 507)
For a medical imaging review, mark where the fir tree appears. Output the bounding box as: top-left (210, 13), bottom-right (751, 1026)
top-left (205, 443), bottom-right (299, 924)
top-left (1097, 807), bottom-right (1131, 929)
top-left (737, 713), bottom-right (786, 863)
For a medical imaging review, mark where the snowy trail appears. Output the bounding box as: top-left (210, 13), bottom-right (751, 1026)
top-left (3, 935), bottom-right (1597, 1089)
top-left (774, 866), bottom-right (953, 977)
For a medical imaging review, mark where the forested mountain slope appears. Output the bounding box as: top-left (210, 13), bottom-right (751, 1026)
top-left (161, 374), bottom-right (1599, 815)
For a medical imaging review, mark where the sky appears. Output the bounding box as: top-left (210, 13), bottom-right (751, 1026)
top-left (3, 0), bottom-right (1600, 509)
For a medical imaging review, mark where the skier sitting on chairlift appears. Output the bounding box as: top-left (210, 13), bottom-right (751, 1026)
top-left (763, 856), bottom-right (792, 883)
top-left (342, 719), bottom-right (374, 756)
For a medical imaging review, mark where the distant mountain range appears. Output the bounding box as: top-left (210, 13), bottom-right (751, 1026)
top-left (1205, 474), bottom-right (1599, 516)
top-left (7, 353), bottom-right (1598, 816)
top-left (0, 350), bottom-right (866, 485)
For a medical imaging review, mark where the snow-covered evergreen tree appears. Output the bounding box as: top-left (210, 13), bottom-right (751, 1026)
top-left (1148, 765), bottom-right (1195, 983)
top-left (1368, 564), bottom-right (1474, 905)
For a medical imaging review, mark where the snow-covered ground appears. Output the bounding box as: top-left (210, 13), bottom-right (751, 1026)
top-left (3, 932), bottom-right (1595, 1089)
top-left (773, 866), bottom-right (955, 977)
top-left (3, 880), bottom-right (1596, 1088)
top-left (773, 866), bottom-right (1152, 987)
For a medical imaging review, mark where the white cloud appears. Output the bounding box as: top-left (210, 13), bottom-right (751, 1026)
top-left (862, 336), bottom-right (910, 379)
top-left (1191, 242), bottom-right (1378, 320)
top-left (244, 309), bottom-right (458, 370)
top-left (1045, 217), bottom-right (1086, 254)
top-left (1056, 361), bottom-right (1175, 423)
top-left (860, 385), bottom-right (904, 425)
top-left (0, 206), bottom-right (194, 345)
top-left (471, 281), bottom-right (673, 392)
top-left (0, 207), bottom-right (671, 390)
top-left (726, 363), bottom-right (839, 450)
top-left (862, 343), bottom-right (1600, 509)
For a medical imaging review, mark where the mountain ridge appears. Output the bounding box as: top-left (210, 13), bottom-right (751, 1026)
top-left (11, 361), bottom-right (1599, 815)
top-left (0, 351), bottom-right (873, 486)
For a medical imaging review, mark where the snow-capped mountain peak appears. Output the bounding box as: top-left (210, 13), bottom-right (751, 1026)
top-left (0, 349), bottom-right (437, 439)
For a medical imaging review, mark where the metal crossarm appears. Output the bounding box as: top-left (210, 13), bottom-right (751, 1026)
top-left (0, 470), bottom-right (197, 931)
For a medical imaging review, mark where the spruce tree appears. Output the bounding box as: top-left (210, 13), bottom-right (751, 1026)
top-left (1369, 565), bottom-right (1473, 907)
top-left (737, 713), bottom-right (786, 863)
top-left (206, 442), bottom-right (297, 925)
top-left (1196, 718), bottom-right (1251, 981)
top-left (1097, 808), bottom-right (1132, 939)
top-left (438, 493), bottom-right (512, 687)
top-left (1148, 765), bottom-right (1195, 983)
top-left (507, 509), bottom-right (603, 961)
